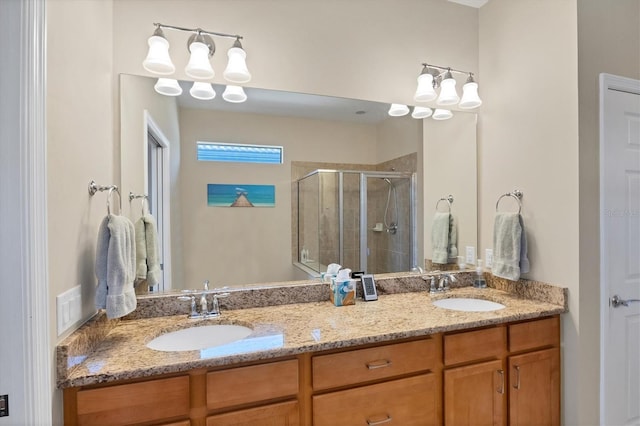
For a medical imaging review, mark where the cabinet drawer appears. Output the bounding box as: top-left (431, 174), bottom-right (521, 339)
top-left (76, 376), bottom-right (190, 426)
top-left (444, 326), bottom-right (505, 366)
top-left (206, 400), bottom-right (299, 426)
top-left (312, 338), bottom-right (437, 391)
top-left (207, 359), bottom-right (299, 410)
top-left (509, 316), bottom-right (559, 352)
top-left (313, 373), bottom-right (437, 426)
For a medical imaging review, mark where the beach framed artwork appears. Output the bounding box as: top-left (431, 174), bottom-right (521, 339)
top-left (207, 184), bottom-right (276, 207)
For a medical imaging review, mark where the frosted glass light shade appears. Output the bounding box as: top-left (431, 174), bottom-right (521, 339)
top-left (185, 41), bottom-right (215, 79)
top-left (154, 78), bottom-right (182, 96)
top-left (189, 82), bottom-right (216, 100)
top-left (143, 35), bottom-right (175, 75)
top-left (437, 77), bottom-right (460, 105)
top-left (414, 73), bottom-right (437, 102)
top-left (432, 109), bottom-right (453, 120)
top-left (388, 103), bottom-right (410, 117)
top-left (222, 85), bottom-right (247, 103)
top-left (459, 81), bottom-right (482, 109)
top-left (223, 47), bottom-right (251, 83)
top-left (411, 106), bottom-right (433, 119)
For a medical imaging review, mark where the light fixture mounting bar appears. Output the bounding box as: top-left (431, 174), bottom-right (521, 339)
top-left (421, 63), bottom-right (474, 77)
top-left (154, 22), bottom-right (242, 41)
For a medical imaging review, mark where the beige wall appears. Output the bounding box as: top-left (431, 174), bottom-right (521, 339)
top-left (46, 0), bottom-right (114, 421)
top-left (178, 108), bottom-right (380, 287)
top-left (479, 0), bottom-right (580, 423)
top-left (423, 112), bottom-right (477, 263)
top-left (577, 0), bottom-right (640, 423)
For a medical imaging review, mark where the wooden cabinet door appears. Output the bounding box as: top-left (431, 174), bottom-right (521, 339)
top-left (206, 400), bottom-right (299, 426)
top-left (313, 373), bottom-right (438, 426)
top-left (509, 348), bottom-right (560, 426)
top-left (444, 360), bottom-right (506, 426)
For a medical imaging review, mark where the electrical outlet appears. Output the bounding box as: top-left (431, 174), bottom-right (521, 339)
top-left (465, 246), bottom-right (476, 265)
top-left (0, 394), bottom-right (8, 417)
top-left (485, 249), bottom-right (493, 268)
top-left (57, 285), bottom-right (82, 336)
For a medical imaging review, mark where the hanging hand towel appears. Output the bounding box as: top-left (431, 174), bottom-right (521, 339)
top-left (143, 214), bottom-right (161, 287)
top-left (95, 214), bottom-right (137, 319)
top-left (134, 218), bottom-right (147, 280)
top-left (448, 214), bottom-right (458, 260)
top-left (492, 212), bottom-right (529, 281)
top-left (432, 212), bottom-right (451, 264)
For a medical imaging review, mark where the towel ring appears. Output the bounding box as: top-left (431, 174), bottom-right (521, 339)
top-left (496, 190), bottom-right (523, 214)
top-left (435, 195), bottom-right (454, 213)
top-left (129, 192), bottom-right (149, 216)
top-left (106, 187), bottom-right (122, 215)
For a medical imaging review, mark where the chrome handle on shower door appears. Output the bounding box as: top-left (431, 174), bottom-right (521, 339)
top-left (610, 295), bottom-right (640, 308)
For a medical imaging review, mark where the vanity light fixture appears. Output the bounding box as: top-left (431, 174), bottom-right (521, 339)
top-left (388, 103), bottom-right (410, 117)
top-left (432, 108), bottom-right (454, 120)
top-left (411, 106), bottom-right (433, 119)
top-left (154, 78), bottom-right (183, 96)
top-left (143, 23), bottom-right (251, 103)
top-left (190, 82), bottom-right (216, 100)
top-left (222, 85), bottom-right (248, 103)
top-left (414, 63), bottom-right (482, 109)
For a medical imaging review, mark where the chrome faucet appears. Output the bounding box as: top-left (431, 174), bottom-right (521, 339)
top-left (177, 280), bottom-right (231, 319)
top-left (425, 271), bottom-right (457, 294)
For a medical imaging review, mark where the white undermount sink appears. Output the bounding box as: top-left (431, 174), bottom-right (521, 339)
top-left (146, 324), bottom-right (252, 352)
top-left (432, 298), bottom-right (506, 312)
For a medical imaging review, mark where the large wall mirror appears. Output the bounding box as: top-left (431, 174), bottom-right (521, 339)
top-left (120, 74), bottom-right (477, 291)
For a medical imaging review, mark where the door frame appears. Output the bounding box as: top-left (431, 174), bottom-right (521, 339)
top-left (0, 0), bottom-right (51, 423)
top-left (144, 111), bottom-right (173, 291)
top-left (598, 72), bottom-right (640, 422)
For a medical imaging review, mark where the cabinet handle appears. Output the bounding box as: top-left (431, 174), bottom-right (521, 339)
top-left (513, 365), bottom-right (521, 389)
top-left (497, 369), bottom-right (505, 394)
top-left (366, 359), bottom-right (393, 370)
top-left (366, 414), bottom-right (393, 425)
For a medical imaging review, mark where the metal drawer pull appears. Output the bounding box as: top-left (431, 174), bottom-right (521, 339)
top-left (513, 365), bottom-right (521, 389)
top-left (611, 295), bottom-right (640, 308)
top-left (497, 369), bottom-right (505, 394)
top-left (366, 414), bottom-right (393, 425)
top-left (366, 359), bottom-right (393, 370)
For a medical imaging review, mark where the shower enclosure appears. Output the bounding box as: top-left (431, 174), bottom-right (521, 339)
top-left (296, 169), bottom-right (416, 275)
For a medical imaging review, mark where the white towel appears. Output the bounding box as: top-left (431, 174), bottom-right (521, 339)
top-left (492, 212), bottom-right (530, 281)
top-left (432, 212), bottom-right (457, 264)
top-left (135, 214), bottom-right (161, 287)
top-left (95, 214), bottom-right (137, 319)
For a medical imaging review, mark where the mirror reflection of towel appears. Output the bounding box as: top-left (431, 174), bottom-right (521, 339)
top-left (492, 212), bottom-right (530, 281)
top-left (135, 214), bottom-right (161, 287)
top-left (95, 215), bottom-right (137, 319)
top-left (432, 212), bottom-right (457, 264)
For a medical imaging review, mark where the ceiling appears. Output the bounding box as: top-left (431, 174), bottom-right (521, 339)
top-left (176, 82), bottom-right (391, 125)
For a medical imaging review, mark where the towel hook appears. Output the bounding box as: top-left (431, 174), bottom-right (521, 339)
top-left (435, 195), bottom-right (454, 213)
top-left (496, 189), bottom-right (523, 214)
top-left (89, 180), bottom-right (122, 215)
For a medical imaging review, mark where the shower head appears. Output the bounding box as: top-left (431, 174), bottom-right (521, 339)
top-left (382, 178), bottom-right (393, 186)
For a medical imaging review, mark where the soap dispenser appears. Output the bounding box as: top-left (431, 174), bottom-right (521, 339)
top-left (474, 259), bottom-right (487, 288)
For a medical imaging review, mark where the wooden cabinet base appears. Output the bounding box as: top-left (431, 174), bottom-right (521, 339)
top-left (313, 374), bottom-right (438, 426)
top-left (206, 401), bottom-right (299, 426)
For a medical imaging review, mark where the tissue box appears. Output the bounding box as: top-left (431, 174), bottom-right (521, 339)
top-left (330, 279), bottom-right (356, 306)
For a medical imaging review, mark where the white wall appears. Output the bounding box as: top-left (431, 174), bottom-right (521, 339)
top-left (478, 0), bottom-right (580, 423)
top-left (577, 0), bottom-right (640, 422)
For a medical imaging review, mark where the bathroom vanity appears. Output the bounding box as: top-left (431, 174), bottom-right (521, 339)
top-left (58, 279), bottom-right (565, 426)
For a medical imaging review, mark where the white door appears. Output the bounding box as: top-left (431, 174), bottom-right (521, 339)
top-left (601, 73), bottom-right (640, 426)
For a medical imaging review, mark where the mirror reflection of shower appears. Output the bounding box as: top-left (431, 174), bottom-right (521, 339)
top-left (381, 178), bottom-right (398, 235)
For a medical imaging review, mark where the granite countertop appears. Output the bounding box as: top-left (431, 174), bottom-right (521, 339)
top-left (57, 283), bottom-right (567, 389)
